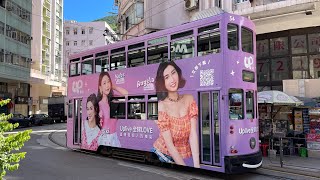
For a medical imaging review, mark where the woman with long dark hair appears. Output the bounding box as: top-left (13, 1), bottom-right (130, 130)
top-left (82, 93), bottom-right (102, 150)
top-left (97, 72), bottom-right (128, 147)
top-left (152, 61), bottom-right (200, 168)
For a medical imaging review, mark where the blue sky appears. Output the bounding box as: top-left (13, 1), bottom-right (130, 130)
top-left (63, 1), bottom-right (118, 22)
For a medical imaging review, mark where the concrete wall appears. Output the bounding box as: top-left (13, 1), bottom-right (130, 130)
top-left (283, 79), bottom-right (320, 98)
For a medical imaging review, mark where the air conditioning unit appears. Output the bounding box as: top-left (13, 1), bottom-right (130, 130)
top-left (185, 0), bottom-right (198, 11)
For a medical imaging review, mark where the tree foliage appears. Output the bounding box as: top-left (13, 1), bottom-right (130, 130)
top-left (0, 99), bottom-right (31, 179)
top-left (93, 15), bottom-right (118, 32)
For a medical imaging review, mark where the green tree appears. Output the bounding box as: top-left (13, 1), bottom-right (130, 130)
top-left (93, 15), bottom-right (118, 32)
top-left (0, 99), bottom-right (31, 179)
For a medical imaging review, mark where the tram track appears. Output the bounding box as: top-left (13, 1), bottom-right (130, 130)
top-left (48, 130), bottom-right (320, 180)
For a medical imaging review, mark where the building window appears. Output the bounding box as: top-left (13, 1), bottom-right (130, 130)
top-left (66, 41), bottom-right (69, 46)
top-left (270, 37), bottom-right (288, 56)
top-left (257, 59), bottom-right (270, 82)
top-left (310, 55), bottom-right (320, 79)
top-left (74, 41), bottom-right (77, 46)
top-left (308, 33), bottom-right (320, 53)
top-left (89, 40), bottom-right (93, 46)
top-left (257, 40), bottom-right (269, 58)
top-left (73, 28), bottom-right (77, 35)
top-left (291, 35), bottom-right (307, 54)
top-left (81, 28), bottom-right (85, 34)
top-left (271, 57), bottom-right (289, 81)
top-left (66, 28), bottom-right (70, 35)
top-left (89, 27), bottom-right (93, 34)
top-left (292, 56), bottom-right (309, 79)
top-left (81, 40), bottom-right (85, 46)
top-left (124, 2), bottom-right (144, 31)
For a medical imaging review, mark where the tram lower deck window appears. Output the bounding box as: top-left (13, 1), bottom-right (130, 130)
top-left (229, 89), bottom-right (244, 120)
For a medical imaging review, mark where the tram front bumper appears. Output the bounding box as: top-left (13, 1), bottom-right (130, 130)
top-left (225, 150), bottom-right (262, 174)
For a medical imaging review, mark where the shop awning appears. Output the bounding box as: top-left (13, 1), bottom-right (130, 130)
top-left (258, 90), bottom-right (303, 106)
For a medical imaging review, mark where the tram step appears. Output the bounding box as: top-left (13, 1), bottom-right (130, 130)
top-left (112, 149), bottom-right (146, 162)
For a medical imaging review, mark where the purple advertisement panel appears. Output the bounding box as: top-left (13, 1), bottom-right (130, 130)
top-left (68, 56), bottom-right (222, 168)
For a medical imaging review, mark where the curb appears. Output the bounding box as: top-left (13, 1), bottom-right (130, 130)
top-left (48, 130), bottom-right (67, 148)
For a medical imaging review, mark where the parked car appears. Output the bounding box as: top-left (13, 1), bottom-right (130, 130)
top-left (29, 114), bottom-right (54, 125)
top-left (8, 113), bottom-right (32, 127)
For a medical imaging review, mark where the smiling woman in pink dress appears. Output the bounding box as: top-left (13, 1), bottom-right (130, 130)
top-left (97, 72), bottom-right (128, 147)
top-left (152, 61), bottom-right (200, 168)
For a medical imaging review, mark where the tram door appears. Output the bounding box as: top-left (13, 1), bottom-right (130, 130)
top-left (199, 91), bottom-right (221, 166)
top-left (73, 99), bottom-right (82, 145)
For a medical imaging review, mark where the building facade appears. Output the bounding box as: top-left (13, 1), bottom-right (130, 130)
top-left (31, 0), bottom-right (64, 114)
top-left (0, 0), bottom-right (32, 116)
top-left (115, 0), bottom-right (320, 97)
top-left (63, 20), bottom-right (118, 74)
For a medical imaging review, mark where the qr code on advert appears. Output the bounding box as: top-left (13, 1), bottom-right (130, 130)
top-left (200, 69), bottom-right (214, 87)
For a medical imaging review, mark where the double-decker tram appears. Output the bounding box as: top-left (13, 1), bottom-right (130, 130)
top-left (66, 12), bottom-right (262, 173)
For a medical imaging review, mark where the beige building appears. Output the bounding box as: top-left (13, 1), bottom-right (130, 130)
top-left (115, 0), bottom-right (320, 98)
top-left (30, 0), bottom-right (64, 114)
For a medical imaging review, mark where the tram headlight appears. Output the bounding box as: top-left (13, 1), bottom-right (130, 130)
top-left (250, 137), bottom-right (256, 149)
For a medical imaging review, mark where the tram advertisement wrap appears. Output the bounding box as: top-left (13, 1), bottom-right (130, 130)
top-left (69, 58), bottom-right (221, 168)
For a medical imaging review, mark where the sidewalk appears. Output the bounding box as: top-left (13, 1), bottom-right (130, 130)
top-left (49, 131), bottom-right (320, 178)
top-left (261, 155), bottom-right (320, 178)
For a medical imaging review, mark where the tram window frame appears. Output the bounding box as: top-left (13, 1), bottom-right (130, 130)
top-left (147, 95), bottom-right (158, 120)
top-left (147, 44), bottom-right (168, 65)
top-left (95, 51), bottom-right (109, 73)
top-left (241, 27), bottom-right (253, 54)
top-left (68, 100), bottom-right (73, 118)
top-left (229, 89), bottom-right (244, 120)
top-left (110, 97), bottom-right (126, 119)
top-left (246, 90), bottom-right (255, 119)
top-left (170, 35), bottom-right (195, 60)
top-left (82, 58), bottom-right (93, 75)
top-left (227, 23), bottom-right (239, 51)
top-left (197, 24), bottom-right (221, 56)
top-left (128, 42), bottom-right (145, 68)
top-left (69, 58), bottom-right (81, 77)
top-left (110, 47), bottom-right (126, 71)
top-left (127, 95), bottom-right (146, 120)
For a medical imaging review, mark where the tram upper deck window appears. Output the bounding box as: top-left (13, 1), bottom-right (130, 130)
top-left (147, 37), bottom-right (168, 65)
top-left (229, 89), bottom-right (244, 120)
top-left (110, 47), bottom-right (126, 70)
top-left (82, 55), bottom-right (93, 75)
top-left (128, 42), bottom-right (145, 68)
top-left (69, 58), bottom-right (80, 77)
top-left (242, 27), bottom-right (253, 54)
top-left (95, 51), bottom-right (109, 73)
top-left (228, 24), bottom-right (239, 50)
top-left (197, 24), bottom-right (220, 56)
top-left (170, 30), bottom-right (194, 60)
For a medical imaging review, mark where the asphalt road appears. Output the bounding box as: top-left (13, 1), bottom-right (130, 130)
top-left (3, 123), bottom-right (298, 180)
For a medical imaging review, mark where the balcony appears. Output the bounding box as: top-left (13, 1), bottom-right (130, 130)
top-left (44, 0), bottom-right (50, 9)
top-left (233, 0), bottom-right (319, 19)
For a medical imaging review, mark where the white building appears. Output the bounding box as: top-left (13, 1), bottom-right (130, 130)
top-left (63, 20), bottom-right (119, 73)
top-left (30, 0), bottom-right (64, 114)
